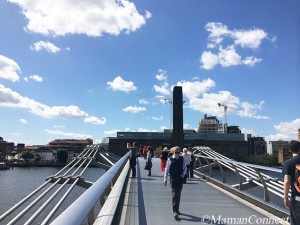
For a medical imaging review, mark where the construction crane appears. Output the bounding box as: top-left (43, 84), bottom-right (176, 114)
top-left (218, 103), bottom-right (228, 133)
top-left (137, 95), bottom-right (173, 130)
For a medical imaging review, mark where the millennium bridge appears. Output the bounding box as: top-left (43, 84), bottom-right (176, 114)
top-left (0, 144), bottom-right (290, 225)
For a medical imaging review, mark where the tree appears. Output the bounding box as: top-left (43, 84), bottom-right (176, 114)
top-left (57, 149), bottom-right (68, 163)
top-left (21, 151), bottom-right (34, 162)
top-left (35, 154), bottom-right (41, 162)
top-left (248, 154), bottom-right (278, 166)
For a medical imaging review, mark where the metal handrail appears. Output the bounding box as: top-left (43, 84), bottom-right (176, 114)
top-left (50, 151), bottom-right (131, 225)
top-left (193, 148), bottom-right (286, 202)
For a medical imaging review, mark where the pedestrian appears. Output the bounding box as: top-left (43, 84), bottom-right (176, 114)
top-left (164, 146), bottom-right (187, 220)
top-left (182, 148), bottom-right (191, 179)
top-left (143, 146), bottom-right (148, 160)
top-left (127, 142), bottom-right (138, 178)
top-left (282, 140), bottom-right (300, 225)
top-left (187, 147), bottom-right (195, 178)
top-left (160, 147), bottom-right (169, 172)
top-left (146, 147), bottom-right (153, 176)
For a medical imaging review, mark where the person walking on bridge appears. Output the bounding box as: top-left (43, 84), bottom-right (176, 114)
top-left (164, 146), bottom-right (187, 220)
top-left (282, 140), bottom-right (300, 225)
top-left (127, 142), bottom-right (138, 178)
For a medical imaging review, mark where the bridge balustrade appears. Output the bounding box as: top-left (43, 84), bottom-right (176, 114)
top-left (192, 146), bottom-right (287, 219)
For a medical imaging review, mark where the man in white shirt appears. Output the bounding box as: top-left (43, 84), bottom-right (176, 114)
top-left (164, 146), bottom-right (187, 220)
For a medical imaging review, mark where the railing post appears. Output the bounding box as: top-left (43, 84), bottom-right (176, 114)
top-left (231, 163), bottom-right (242, 189)
top-left (204, 158), bottom-right (213, 177)
top-left (215, 160), bottom-right (226, 183)
top-left (254, 168), bottom-right (270, 202)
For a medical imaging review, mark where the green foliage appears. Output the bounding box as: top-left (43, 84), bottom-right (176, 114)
top-left (21, 151), bottom-right (34, 161)
top-left (248, 154), bottom-right (278, 166)
top-left (57, 149), bottom-right (68, 163)
top-left (35, 154), bottom-right (41, 162)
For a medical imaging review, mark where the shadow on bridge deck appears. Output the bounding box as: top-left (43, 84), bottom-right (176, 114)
top-left (113, 158), bottom-right (288, 225)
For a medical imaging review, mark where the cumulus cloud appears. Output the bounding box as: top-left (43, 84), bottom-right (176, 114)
top-left (177, 78), bottom-right (215, 99)
top-left (0, 84), bottom-right (106, 125)
top-left (44, 129), bottom-right (92, 139)
top-left (9, 0), bottom-right (151, 37)
top-left (238, 101), bottom-right (270, 119)
top-left (107, 76), bottom-right (137, 92)
top-left (24, 75), bottom-right (43, 82)
top-left (185, 81), bottom-right (269, 120)
top-left (19, 118), bottom-right (28, 124)
top-left (200, 45), bottom-right (262, 69)
top-left (30, 41), bottom-right (61, 53)
top-left (265, 118), bottom-right (300, 142)
top-left (200, 22), bottom-right (269, 70)
top-left (153, 69), bottom-right (170, 95)
top-left (0, 55), bottom-right (21, 82)
top-left (122, 105), bottom-right (146, 113)
top-left (84, 116), bottom-right (107, 125)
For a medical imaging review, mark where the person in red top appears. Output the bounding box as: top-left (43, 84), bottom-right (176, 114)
top-left (143, 146), bottom-right (148, 159)
top-left (160, 147), bottom-right (169, 172)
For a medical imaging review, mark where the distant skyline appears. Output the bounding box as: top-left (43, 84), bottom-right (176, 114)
top-left (0, 0), bottom-right (299, 150)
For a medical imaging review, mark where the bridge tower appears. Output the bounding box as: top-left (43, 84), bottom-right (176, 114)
top-left (172, 86), bottom-right (184, 148)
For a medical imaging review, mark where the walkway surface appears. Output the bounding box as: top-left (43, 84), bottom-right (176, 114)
top-left (113, 158), bottom-right (287, 225)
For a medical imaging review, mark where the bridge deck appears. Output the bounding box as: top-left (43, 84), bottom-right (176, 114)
top-left (114, 158), bottom-right (285, 225)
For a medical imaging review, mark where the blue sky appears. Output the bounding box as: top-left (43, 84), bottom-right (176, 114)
top-left (0, 0), bottom-right (299, 148)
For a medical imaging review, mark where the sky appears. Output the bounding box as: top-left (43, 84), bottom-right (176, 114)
top-left (0, 0), bottom-right (299, 149)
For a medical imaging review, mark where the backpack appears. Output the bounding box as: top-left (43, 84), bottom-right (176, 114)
top-left (294, 163), bottom-right (300, 193)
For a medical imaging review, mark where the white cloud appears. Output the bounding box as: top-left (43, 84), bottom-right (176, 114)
top-left (242, 56), bottom-right (262, 67)
top-left (24, 75), bottom-right (43, 82)
top-left (0, 55), bottom-right (21, 82)
top-left (265, 118), bottom-right (300, 149)
top-left (160, 125), bottom-right (168, 131)
top-left (107, 76), bottom-right (137, 92)
top-left (241, 128), bottom-right (257, 137)
top-left (139, 99), bottom-right (150, 105)
top-left (200, 51), bottom-right (219, 70)
top-left (189, 91), bottom-right (240, 117)
top-left (218, 45), bottom-right (241, 67)
top-left (122, 105), bottom-right (146, 113)
top-left (153, 69), bottom-right (170, 95)
top-left (186, 85), bottom-right (269, 120)
top-left (238, 101), bottom-right (270, 119)
top-left (0, 84), bottom-right (106, 125)
top-left (232, 29), bottom-right (267, 49)
top-left (200, 46), bottom-right (262, 70)
top-left (205, 22), bottom-right (230, 45)
top-left (153, 84), bottom-right (170, 95)
top-left (44, 129), bottom-right (92, 139)
top-left (84, 116), bottom-right (107, 125)
top-left (184, 123), bottom-right (192, 129)
top-left (177, 78), bottom-right (215, 99)
top-left (9, 0), bottom-right (151, 37)
top-left (19, 118), bottom-right (28, 124)
top-left (265, 118), bottom-right (300, 142)
top-left (152, 116), bottom-right (163, 121)
top-left (155, 69), bottom-right (167, 81)
top-left (201, 22), bottom-right (268, 70)
top-left (30, 41), bottom-right (61, 53)
top-left (104, 129), bottom-right (120, 137)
